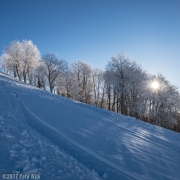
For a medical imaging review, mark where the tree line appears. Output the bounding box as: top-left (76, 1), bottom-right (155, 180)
top-left (1, 40), bottom-right (180, 132)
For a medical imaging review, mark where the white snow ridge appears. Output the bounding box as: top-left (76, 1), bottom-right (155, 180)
top-left (0, 71), bottom-right (180, 180)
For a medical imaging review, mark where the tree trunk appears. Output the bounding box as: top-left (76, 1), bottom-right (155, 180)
top-left (16, 64), bottom-right (21, 81)
top-left (24, 74), bottom-right (26, 83)
top-left (121, 93), bottom-right (125, 115)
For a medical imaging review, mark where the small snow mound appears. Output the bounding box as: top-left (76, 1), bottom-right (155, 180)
top-left (22, 130), bottom-right (28, 135)
top-left (5, 134), bottom-right (14, 138)
top-left (41, 156), bottom-right (46, 161)
top-left (23, 163), bottom-right (31, 171)
top-left (102, 172), bottom-right (107, 179)
top-left (21, 148), bottom-right (27, 154)
top-left (32, 157), bottom-right (38, 162)
top-left (24, 168), bottom-right (38, 174)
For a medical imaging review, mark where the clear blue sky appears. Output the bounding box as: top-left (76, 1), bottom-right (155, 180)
top-left (0, 0), bottom-right (180, 87)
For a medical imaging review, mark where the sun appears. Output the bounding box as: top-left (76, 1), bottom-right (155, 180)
top-left (151, 81), bottom-right (159, 89)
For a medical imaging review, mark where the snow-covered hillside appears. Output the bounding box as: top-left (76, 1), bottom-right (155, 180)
top-left (0, 72), bottom-right (180, 180)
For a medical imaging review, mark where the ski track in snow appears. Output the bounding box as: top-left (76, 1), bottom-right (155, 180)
top-left (0, 74), bottom-right (101, 180)
top-left (0, 71), bottom-right (180, 180)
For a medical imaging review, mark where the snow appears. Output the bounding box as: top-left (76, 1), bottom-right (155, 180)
top-left (0, 71), bottom-right (180, 180)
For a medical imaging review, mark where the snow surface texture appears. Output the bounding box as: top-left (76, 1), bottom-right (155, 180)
top-left (0, 71), bottom-right (180, 180)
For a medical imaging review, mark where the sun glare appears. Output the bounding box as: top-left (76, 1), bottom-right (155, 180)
top-left (151, 81), bottom-right (159, 89)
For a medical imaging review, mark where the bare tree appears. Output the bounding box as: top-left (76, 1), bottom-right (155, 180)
top-left (42, 53), bottom-right (68, 93)
top-left (33, 61), bottom-right (48, 89)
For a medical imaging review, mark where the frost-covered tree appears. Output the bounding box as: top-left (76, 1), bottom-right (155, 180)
top-left (1, 40), bottom-right (40, 83)
top-left (0, 53), bottom-right (15, 74)
top-left (2, 41), bottom-right (23, 80)
top-left (91, 68), bottom-right (104, 107)
top-left (21, 40), bottom-right (40, 83)
top-left (56, 69), bottom-right (76, 98)
top-left (105, 53), bottom-right (142, 115)
top-left (146, 74), bottom-right (180, 129)
top-left (70, 60), bottom-right (93, 103)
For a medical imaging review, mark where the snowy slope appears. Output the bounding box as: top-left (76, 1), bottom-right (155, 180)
top-left (0, 72), bottom-right (180, 180)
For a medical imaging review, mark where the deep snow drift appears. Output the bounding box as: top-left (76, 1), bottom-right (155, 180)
top-left (0, 72), bottom-right (180, 180)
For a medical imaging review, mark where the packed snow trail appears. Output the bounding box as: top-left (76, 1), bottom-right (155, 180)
top-left (0, 72), bottom-right (180, 180)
